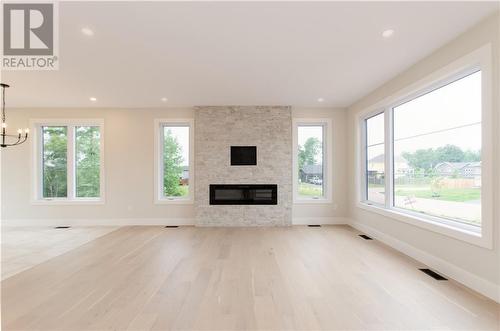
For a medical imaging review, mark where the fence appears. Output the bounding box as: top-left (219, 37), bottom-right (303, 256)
top-left (371, 173), bottom-right (481, 188)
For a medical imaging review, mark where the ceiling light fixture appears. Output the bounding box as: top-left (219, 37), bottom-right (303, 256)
top-left (382, 29), bottom-right (395, 38)
top-left (317, 98), bottom-right (324, 103)
top-left (0, 83), bottom-right (29, 148)
top-left (81, 27), bottom-right (94, 36)
top-left (161, 97), bottom-right (168, 102)
top-left (89, 97), bottom-right (97, 102)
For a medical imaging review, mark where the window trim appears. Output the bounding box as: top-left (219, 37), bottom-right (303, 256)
top-left (362, 110), bottom-right (386, 207)
top-left (355, 44), bottom-right (493, 249)
top-left (154, 118), bottom-right (194, 204)
top-left (292, 118), bottom-right (332, 204)
top-left (30, 119), bottom-right (105, 205)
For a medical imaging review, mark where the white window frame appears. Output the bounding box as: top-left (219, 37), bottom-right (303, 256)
top-left (355, 44), bottom-right (493, 249)
top-left (361, 110), bottom-right (386, 207)
top-left (31, 119), bottom-right (105, 205)
top-left (154, 119), bottom-right (194, 204)
top-left (293, 118), bottom-right (332, 204)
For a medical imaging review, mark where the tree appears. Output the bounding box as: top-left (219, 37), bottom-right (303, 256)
top-left (435, 145), bottom-right (464, 163)
top-left (42, 126), bottom-right (185, 199)
top-left (43, 127), bottom-right (68, 198)
top-left (75, 126), bottom-right (100, 197)
top-left (402, 145), bottom-right (481, 171)
top-left (463, 149), bottom-right (481, 162)
top-left (163, 129), bottom-right (185, 196)
top-left (42, 126), bottom-right (101, 198)
top-left (402, 148), bottom-right (435, 171)
top-left (298, 137), bottom-right (321, 170)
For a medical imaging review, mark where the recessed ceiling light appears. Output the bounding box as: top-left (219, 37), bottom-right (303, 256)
top-left (81, 27), bottom-right (94, 36)
top-left (161, 97), bottom-right (168, 102)
top-left (89, 97), bottom-right (97, 102)
top-left (317, 98), bottom-right (324, 103)
top-left (382, 29), bottom-right (395, 38)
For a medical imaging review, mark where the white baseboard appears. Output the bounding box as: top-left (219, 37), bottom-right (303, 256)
top-left (350, 220), bottom-right (500, 303)
top-left (292, 216), bottom-right (349, 225)
top-left (3, 216), bottom-right (349, 227)
top-left (2, 218), bottom-right (196, 227)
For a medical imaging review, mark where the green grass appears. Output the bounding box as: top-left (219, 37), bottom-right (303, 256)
top-left (395, 187), bottom-right (480, 202)
top-left (299, 182), bottom-right (322, 197)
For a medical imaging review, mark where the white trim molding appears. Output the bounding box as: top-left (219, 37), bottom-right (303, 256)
top-left (3, 217), bottom-right (350, 227)
top-left (292, 217), bottom-right (349, 225)
top-left (30, 118), bottom-right (105, 204)
top-left (350, 220), bottom-right (500, 304)
top-left (353, 44), bottom-right (493, 249)
top-left (357, 202), bottom-right (485, 247)
top-left (292, 118), bottom-right (333, 204)
top-left (154, 118), bottom-right (194, 205)
top-left (2, 218), bottom-right (196, 227)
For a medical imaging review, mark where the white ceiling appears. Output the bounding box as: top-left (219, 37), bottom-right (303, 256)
top-left (2, 1), bottom-right (498, 108)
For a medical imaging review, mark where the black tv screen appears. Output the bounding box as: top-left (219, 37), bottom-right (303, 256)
top-left (231, 146), bottom-right (257, 166)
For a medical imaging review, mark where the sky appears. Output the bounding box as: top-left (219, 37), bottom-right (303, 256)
top-left (298, 125), bottom-right (324, 165)
top-left (298, 126), bottom-right (323, 146)
top-left (366, 70), bottom-right (482, 160)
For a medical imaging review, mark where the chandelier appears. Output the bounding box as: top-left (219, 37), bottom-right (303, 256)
top-left (1, 83), bottom-right (28, 148)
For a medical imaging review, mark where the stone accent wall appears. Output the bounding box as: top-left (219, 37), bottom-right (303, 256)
top-left (195, 106), bottom-right (292, 226)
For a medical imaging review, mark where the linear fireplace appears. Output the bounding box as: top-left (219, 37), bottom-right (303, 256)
top-left (209, 184), bottom-right (278, 205)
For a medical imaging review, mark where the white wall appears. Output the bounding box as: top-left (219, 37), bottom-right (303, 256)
top-left (1, 108), bottom-right (196, 225)
top-left (292, 107), bottom-right (348, 224)
top-left (346, 13), bottom-right (500, 300)
top-left (1, 107), bottom-right (347, 225)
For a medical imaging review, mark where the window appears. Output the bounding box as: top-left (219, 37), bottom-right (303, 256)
top-left (155, 119), bottom-right (193, 203)
top-left (75, 126), bottom-right (101, 198)
top-left (393, 71), bottom-right (481, 227)
top-left (365, 113), bottom-right (385, 205)
top-left (34, 120), bottom-right (103, 202)
top-left (42, 126), bottom-right (68, 198)
top-left (359, 46), bottom-right (492, 248)
top-left (293, 119), bottom-right (331, 203)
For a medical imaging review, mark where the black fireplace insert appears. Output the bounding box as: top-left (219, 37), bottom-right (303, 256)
top-left (209, 184), bottom-right (277, 205)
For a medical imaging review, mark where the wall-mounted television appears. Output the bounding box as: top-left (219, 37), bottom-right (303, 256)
top-left (231, 146), bottom-right (257, 166)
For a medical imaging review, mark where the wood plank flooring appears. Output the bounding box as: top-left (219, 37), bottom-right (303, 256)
top-left (1, 226), bottom-right (119, 280)
top-left (1, 225), bottom-right (499, 330)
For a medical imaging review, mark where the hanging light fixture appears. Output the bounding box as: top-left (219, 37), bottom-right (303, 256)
top-left (1, 83), bottom-right (28, 148)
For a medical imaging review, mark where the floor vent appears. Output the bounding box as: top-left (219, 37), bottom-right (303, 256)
top-left (359, 234), bottom-right (373, 240)
top-left (307, 224), bottom-right (321, 227)
top-left (165, 225), bottom-right (179, 228)
top-left (419, 268), bottom-right (447, 280)
top-left (54, 226), bottom-right (71, 229)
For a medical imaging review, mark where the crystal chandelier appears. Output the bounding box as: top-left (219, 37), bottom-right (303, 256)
top-left (1, 83), bottom-right (28, 148)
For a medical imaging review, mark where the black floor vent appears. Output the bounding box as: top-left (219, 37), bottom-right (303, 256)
top-left (307, 224), bottom-right (321, 227)
top-left (165, 225), bottom-right (179, 228)
top-left (359, 234), bottom-right (373, 240)
top-left (54, 226), bottom-right (70, 229)
top-left (419, 268), bottom-right (447, 280)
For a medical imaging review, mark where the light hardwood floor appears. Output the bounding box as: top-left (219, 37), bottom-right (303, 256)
top-left (1, 226), bottom-right (119, 280)
top-left (1, 225), bottom-right (499, 330)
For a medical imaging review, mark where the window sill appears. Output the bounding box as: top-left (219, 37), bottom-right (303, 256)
top-left (356, 202), bottom-right (491, 249)
top-left (32, 199), bottom-right (105, 206)
top-left (155, 198), bottom-right (194, 205)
